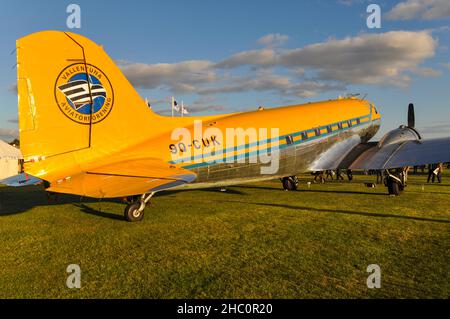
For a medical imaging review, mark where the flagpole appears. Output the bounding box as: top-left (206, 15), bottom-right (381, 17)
top-left (171, 96), bottom-right (174, 117)
top-left (181, 100), bottom-right (184, 117)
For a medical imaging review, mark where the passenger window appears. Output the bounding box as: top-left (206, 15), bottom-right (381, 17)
top-left (314, 128), bottom-right (321, 136)
top-left (285, 135), bottom-right (294, 145)
top-left (301, 132), bottom-right (308, 140)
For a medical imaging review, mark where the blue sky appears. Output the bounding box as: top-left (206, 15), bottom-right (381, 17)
top-left (1, 0), bottom-right (450, 141)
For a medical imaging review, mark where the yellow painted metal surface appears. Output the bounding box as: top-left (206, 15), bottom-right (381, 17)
top-left (16, 31), bottom-right (381, 197)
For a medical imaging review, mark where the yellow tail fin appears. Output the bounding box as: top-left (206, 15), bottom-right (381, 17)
top-left (17, 31), bottom-right (157, 180)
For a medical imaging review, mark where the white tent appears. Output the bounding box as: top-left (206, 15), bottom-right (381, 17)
top-left (0, 139), bottom-right (22, 180)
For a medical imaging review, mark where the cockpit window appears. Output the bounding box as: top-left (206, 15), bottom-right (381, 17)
top-left (372, 104), bottom-right (378, 114)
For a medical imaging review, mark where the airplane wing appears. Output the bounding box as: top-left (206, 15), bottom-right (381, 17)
top-left (47, 158), bottom-right (196, 198)
top-left (346, 137), bottom-right (450, 170)
top-left (316, 137), bottom-right (450, 171)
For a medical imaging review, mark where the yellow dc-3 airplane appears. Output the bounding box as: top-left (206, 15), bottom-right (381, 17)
top-left (3, 31), bottom-right (450, 221)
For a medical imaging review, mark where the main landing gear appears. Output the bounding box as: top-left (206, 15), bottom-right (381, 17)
top-left (124, 192), bottom-right (155, 222)
top-left (384, 168), bottom-right (408, 196)
top-left (281, 176), bottom-right (299, 191)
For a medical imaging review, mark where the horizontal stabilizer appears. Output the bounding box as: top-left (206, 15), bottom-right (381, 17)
top-left (48, 158), bottom-right (196, 198)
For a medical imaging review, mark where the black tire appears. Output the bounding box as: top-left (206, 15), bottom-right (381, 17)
top-left (282, 177), bottom-right (298, 191)
top-left (387, 178), bottom-right (400, 196)
top-left (124, 202), bottom-right (145, 222)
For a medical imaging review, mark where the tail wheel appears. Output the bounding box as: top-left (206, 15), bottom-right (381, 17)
top-left (282, 176), bottom-right (298, 191)
top-left (124, 202), bottom-right (145, 222)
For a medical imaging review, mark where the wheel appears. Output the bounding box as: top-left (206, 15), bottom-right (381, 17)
top-left (282, 176), bottom-right (298, 191)
top-left (124, 202), bottom-right (145, 222)
top-left (387, 177), bottom-right (400, 196)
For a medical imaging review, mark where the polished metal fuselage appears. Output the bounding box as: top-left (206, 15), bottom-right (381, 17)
top-left (176, 119), bottom-right (380, 189)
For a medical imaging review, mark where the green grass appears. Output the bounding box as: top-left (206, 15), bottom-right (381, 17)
top-left (0, 172), bottom-right (449, 298)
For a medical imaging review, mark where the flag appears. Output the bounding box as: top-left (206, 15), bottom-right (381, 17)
top-left (173, 101), bottom-right (180, 112)
top-left (172, 97), bottom-right (180, 113)
top-left (145, 97), bottom-right (151, 108)
top-left (181, 101), bottom-right (188, 116)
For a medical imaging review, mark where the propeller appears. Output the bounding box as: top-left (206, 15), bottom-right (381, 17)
top-left (407, 103), bottom-right (415, 128)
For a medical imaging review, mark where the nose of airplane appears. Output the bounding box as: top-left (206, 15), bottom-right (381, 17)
top-left (371, 103), bottom-right (381, 121)
top-left (360, 122), bottom-right (380, 143)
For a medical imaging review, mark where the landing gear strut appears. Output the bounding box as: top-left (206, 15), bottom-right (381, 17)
top-left (281, 176), bottom-right (299, 191)
top-left (384, 168), bottom-right (408, 196)
top-left (124, 192), bottom-right (155, 222)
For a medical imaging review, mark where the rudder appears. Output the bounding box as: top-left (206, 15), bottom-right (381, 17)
top-left (17, 31), bottom-right (156, 180)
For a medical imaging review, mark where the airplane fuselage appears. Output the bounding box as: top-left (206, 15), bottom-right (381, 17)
top-left (145, 98), bottom-right (381, 190)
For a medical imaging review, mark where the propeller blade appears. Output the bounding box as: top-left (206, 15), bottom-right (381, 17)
top-left (408, 103), bottom-right (415, 128)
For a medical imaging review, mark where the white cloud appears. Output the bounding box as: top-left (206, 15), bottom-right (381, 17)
top-left (386, 0), bottom-right (450, 20)
top-left (215, 49), bottom-right (278, 68)
top-left (155, 96), bottom-right (226, 115)
top-left (119, 31), bottom-right (438, 106)
top-left (412, 67), bottom-right (442, 77)
top-left (419, 123), bottom-right (450, 138)
top-left (8, 83), bottom-right (17, 94)
top-left (0, 128), bottom-right (18, 142)
top-left (195, 71), bottom-right (343, 98)
top-left (185, 104), bottom-right (226, 114)
top-left (280, 31), bottom-right (437, 86)
top-left (119, 60), bottom-right (217, 93)
top-left (257, 33), bottom-right (289, 47)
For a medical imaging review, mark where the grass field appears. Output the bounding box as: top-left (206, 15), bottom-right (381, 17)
top-left (0, 172), bottom-right (449, 299)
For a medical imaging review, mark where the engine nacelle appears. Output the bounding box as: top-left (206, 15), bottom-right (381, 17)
top-left (378, 125), bottom-right (421, 148)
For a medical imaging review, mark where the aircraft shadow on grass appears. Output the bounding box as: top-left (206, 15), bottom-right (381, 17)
top-left (0, 186), bottom-right (119, 217)
top-left (218, 200), bottom-right (450, 224)
top-left (1, 185), bottom-right (448, 224)
top-left (72, 203), bottom-right (124, 221)
top-left (234, 184), bottom-right (387, 196)
top-left (0, 185), bottom-right (246, 219)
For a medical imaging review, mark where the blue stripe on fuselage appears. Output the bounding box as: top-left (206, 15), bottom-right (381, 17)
top-left (170, 114), bottom-right (372, 169)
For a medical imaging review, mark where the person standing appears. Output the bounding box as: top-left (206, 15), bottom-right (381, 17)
top-left (436, 163), bottom-right (443, 183)
top-left (313, 171), bottom-right (325, 183)
top-left (347, 169), bottom-right (353, 181)
top-left (336, 169), bottom-right (344, 180)
top-left (427, 164), bottom-right (435, 183)
top-left (376, 170), bottom-right (383, 184)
